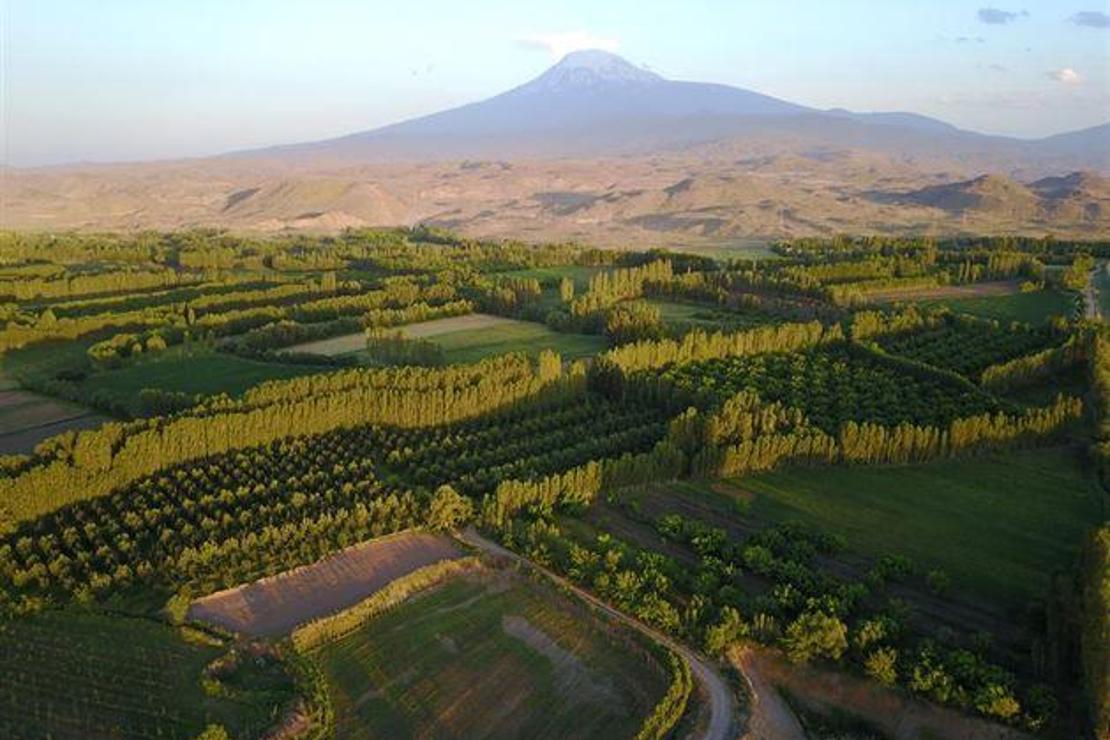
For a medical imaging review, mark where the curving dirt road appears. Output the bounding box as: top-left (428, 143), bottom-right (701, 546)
top-left (459, 527), bottom-right (737, 740)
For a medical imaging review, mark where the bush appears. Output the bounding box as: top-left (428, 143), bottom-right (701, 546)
top-left (864, 647), bottom-right (898, 687)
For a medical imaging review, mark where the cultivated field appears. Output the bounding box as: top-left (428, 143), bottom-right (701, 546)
top-left (739, 447), bottom-right (1100, 609)
top-left (649, 299), bottom-right (775, 330)
top-left (311, 569), bottom-right (670, 739)
top-left (188, 531), bottom-right (462, 636)
top-left (0, 387), bottom-right (108, 454)
top-left (427, 319), bottom-right (607, 363)
top-left (915, 288), bottom-right (1075, 324)
top-left (869, 279), bottom-right (1020, 303)
top-left (0, 610), bottom-right (292, 739)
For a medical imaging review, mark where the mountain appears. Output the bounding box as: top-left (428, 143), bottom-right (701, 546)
top-left (243, 50), bottom-right (984, 162)
top-left (2, 50), bottom-right (1106, 240)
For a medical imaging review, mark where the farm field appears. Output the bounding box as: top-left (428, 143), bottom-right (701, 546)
top-left (915, 288), bottom-right (1075, 323)
top-left (310, 569), bottom-right (670, 739)
top-left (303, 314), bottom-right (608, 363)
top-left (669, 240), bottom-right (779, 262)
top-left (0, 610), bottom-right (293, 739)
top-left (648, 299), bottom-right (772, 330)
top-left (189, 531), bottom-right (462, 636)
top-left (413, 316), bottom-right (607, 363)
top-left (868, 279), bottom-right (1020, 303)
top-left (737, 447), bottom-right (1102, 609)
top-left (0, 386), bottom-right (108, 454)
top-left (78, 346), bottom-right (319, 413)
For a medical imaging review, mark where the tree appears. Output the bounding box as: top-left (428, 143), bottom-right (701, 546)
top-left (559, 276), bottom-right (575, 302)
top-left (782, 611), bottom-right (848, 663)
top-left (427, 485), bottom-right (473, 531)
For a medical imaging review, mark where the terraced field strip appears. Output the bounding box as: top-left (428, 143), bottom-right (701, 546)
top-left (188, 531), bottom-right (462, 636)
top-left (867, 280), bottom-right (1020, 303)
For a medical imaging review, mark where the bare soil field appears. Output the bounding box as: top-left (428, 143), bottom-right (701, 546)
top-left (278, 333), bottom-right (369, 357)
top-left (868, 280), bottom-right (1020, 303)
top-left (398, 312), bottom-right (520, 338)
top-left (732, 647), bottom-right (1030, 740)
top-left (187, 531), bottom-right (462, 636)
top-left (279, 313), bottom-right (512, 356)
top-left (0, 388), bottom-right (109, 455)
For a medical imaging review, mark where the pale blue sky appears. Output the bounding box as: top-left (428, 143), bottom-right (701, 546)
top-left (2, 0), bottom-right (1107, 166)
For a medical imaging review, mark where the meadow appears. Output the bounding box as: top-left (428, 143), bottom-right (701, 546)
top-left (312, 572), bottom-right (669, 739)
top-left (738, 447), bottom-right (1101, 609)
top-left (914, 288), bottom-right (1075, 324)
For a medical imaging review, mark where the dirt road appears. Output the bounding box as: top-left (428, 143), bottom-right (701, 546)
top-left (459, 527), bottom-right (737, 740)
top-left (732, 648), bottom-right (806, 740)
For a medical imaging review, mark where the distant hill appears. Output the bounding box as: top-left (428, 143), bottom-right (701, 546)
top-left (869, 171), bottom-right (1108, 225)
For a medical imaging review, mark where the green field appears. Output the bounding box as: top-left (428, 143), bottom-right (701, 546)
top-left (648, 299), bottom-right (775, 330)
top-left (427, 320), bottom-right (607, 363)
top-left (737, 447), bottom-right (1102, 609)
top-left (917, 289), bottom-right (1074, 324)
top-left (667, 240), bottom-right (779, 262)
top-left (79, 346), bottom-right (319, 413)
top-left (498, 265), bottom-right (605, 290)
top-left (312, 573), bottom-right (668, 739)
top-left (0, 610), bottom-right (293, 739)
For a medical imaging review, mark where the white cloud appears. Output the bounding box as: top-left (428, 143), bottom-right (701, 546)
top-left (517, 31), bottom-right (620, 59)
top-left (1048, 67), bottom-right (1082, 84)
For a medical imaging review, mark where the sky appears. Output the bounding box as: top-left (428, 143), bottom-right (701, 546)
top-left (1, 0), bottom-right (1108, 167)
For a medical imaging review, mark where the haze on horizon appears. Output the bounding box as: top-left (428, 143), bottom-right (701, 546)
top-left (1, 0), bottom-right (1108, 167)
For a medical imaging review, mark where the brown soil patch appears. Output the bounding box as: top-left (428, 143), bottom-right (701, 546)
top-left (187, 531), bottom-right (462, 636)
top-left (279, 332), bottom-right (368, 357)
top-left (868, 280), bottom-right (1020, 303)
top-left (398, 312), bottom-right (521, 338)
top-left (734, 647), bottom-right (1031, 740)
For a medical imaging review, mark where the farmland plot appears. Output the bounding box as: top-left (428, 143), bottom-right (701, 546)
top-left (188, 531), bottom-right (462, 636)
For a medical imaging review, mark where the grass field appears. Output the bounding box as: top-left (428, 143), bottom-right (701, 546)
top-left (736, 447), bottom-right (1102, 609)
top-left (0, 610), bottom-right (292, 739)
top-left (429, 322), bottom-right (606, 363)
top-left (914, 289), bottom-right (1074, 324)
top-left (312, 571), bottom-right (668, 739)
top-left (668, 240), bottom-right (779, 262)
top-left (648, 299), bottom-right (775, 330)
top-left (79, 346), bottom-right (319, 413)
